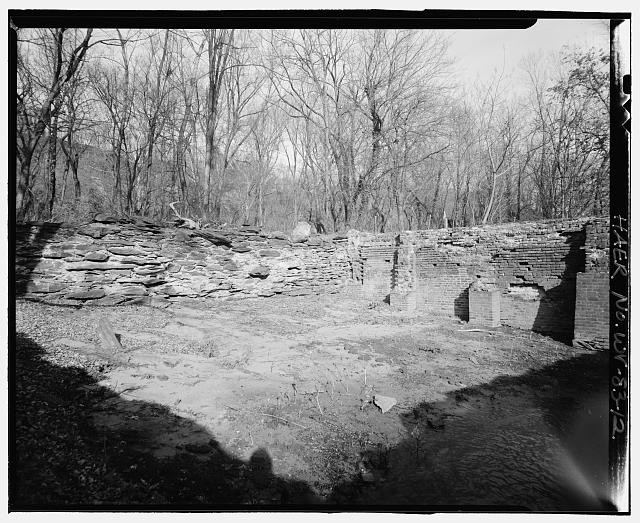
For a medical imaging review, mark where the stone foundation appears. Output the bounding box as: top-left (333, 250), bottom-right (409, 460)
top-left (14, 216), bottom-right (610, 345)
top-left (15, 220), bottom-right (352, 305)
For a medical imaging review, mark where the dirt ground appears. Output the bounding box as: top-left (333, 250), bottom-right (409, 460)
top-left (13, 291), bottom-right (611, 510)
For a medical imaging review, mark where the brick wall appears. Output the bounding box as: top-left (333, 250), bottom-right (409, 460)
top-left (574, 272), bottom-right (609, 344)
top-left (354, 217), bottom-right (609, 342)
top-left (573, 220), bottom-right (609, 345)
top-left (469, 286), bottom-right (500, 327)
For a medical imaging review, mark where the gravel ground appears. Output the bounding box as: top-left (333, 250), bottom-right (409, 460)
top-left (11, 298), bottom-right (329, 507)
top-left (11, 295), bottom-right (609, 510)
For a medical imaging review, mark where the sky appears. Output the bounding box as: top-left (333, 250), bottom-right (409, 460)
top-left (445, 19), bottom-right (610, 93)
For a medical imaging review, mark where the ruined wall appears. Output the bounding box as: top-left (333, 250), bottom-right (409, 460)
top-left (15, 220), bottom-right (352, 306)
top-left (16, 216), bottom-right (610, 344)
top-left (573, 220), bottom-right (609, 345)
top-left (354, 218), bottom-right (608, 342)
top-left (348, 233), bottom-right (397, 303)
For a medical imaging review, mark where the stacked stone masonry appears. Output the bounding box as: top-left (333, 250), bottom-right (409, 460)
top-left (16, 220), bottom-right (352, 306)
top-left (15, 216), bottom-right (609, 345)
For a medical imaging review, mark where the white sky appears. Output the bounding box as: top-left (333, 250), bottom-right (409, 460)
top-left (445, 19), bottom-right (610, 92)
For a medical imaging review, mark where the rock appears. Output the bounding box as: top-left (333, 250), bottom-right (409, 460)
top-left (90, 295), bottom-right (126, 306)
top-left (268, 231), bottom-right (287, 240)
top-left (203, 282), bottom-right (232, 293)
top-left (132, 215), bottom-right (161, 227)
top-left (232, 244), bottom-right (251, 253)
top-left (195, 230), bottom-right (232, 247)
top-left (65, 289), bottom-right (106, 300)
top-left (257, 289), bottom-right (275, 297)
top-left (287, 288), bottom-right (312, 296)
top-left (25, 282), bottom-right (67, 294)
top-left (78, 225), bottom-right (119, 238)
top-left (189, 251), bottom-right (209, 261)
top-left (142, 277), bottom-right (166, 287)
top-left (165, 263), bottom-right (181, 273)
top-left (41, 249), bottom-right (66, 259)
top-left (249, 265), bottom-right (270, 279)
top-left (133, 266), bottom-right (165, 275)
top-left (373, 395), bottom-right (397, 413)
top-left (332, 233), bottom-right (349, 241)
top-left (148, 296), bottom-right (171, 308)
top-left (124, 296), bottom-right (151, 306)
top-left (93, 213), bottom-right (119, 224)
top-left (97, 316), bottom-right (123, 352)
top-left (62, 243), bottom-right (96, 254)
top-left (104, 239), bottom-right (137, 246)
top-left (159, 285), bottom-right (194, 297)
top-left (16, 248), bottom-right (41, 258)
top-left (84, 251), bottom-right (110, 262)
top-left (127, 257), bottom-right (162, 265)
top-left (107, 246), bottom-right (143, 256)
top-left (66, 262), bottom-right (136, 271)
top-left (120, 286), bottom-right (148, 296)
top-left (259, 249), bottom-right (281, 258)
top-left (84, 275), bottom-right (114, 284)
top-left (239, 225), bottom-right (261, 234)
top-left (286, 260), bottom-right (302, 270)
top-left (268, 238), bottom-right (290, 247)
top-left (291, 221), bottom-right (312, 243)
top-left (306, 236), bottom-right (322, 247)
top-left (223, 262), bottom-right (238, 272)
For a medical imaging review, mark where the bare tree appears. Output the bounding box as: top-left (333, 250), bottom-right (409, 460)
top-left (16, 27), bottom-right (93, 220)
top-left (202, 29), bottom-right (235, 220)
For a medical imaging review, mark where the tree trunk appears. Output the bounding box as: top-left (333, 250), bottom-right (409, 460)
top-left (430, 170), bottom-right (443, 228)
top-left (46, 114), bottom-right (59, 219)
top-left (516, 165), bottom-right (522, 220)
top-left (482, 171), bottom-right (497, 225)
top-left (17, 152), bottom-right (34, 221)
top-left (72, 152), bottom-right (81, 199)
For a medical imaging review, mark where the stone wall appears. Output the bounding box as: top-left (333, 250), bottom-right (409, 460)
top-left (353, 218), bottom-right (609, 343)
top-left (15, 220), bottom-right (352, 306)
top-left (15, 216), bottom-right (611, 345)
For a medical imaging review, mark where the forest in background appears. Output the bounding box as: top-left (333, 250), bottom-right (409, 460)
top-left (15, 28), bottom-right (610, 232)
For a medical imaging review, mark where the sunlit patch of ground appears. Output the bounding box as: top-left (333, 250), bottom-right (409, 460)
top-left (13, 293), bottom-right (609, 509)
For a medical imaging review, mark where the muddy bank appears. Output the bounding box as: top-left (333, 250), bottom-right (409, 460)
top-left (11, 294), bottom-right (611, 510)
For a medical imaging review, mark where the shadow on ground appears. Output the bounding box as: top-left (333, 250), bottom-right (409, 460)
top-left (10, 333), bottom-right (319, 509)
top-left (330, 349), bottom-right (614, 511)
top-left (11, 330), bottom-right (615, 512)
